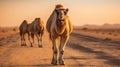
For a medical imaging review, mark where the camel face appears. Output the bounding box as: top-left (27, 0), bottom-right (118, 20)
top-left (55, 9), bottom-right (68, 21)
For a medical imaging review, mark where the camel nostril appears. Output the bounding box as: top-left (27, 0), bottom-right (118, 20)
top-left (61, 21), bottom-right (65, 25)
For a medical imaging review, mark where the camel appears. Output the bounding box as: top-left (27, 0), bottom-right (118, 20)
top-left (19, 20), bottom-right (29, 46)
top-left (46, 4), bottom-right (73, 65)
top-left (28, 18), bottom-right (44, 47)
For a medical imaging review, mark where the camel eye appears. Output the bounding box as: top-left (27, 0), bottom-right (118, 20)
top-left (55, 10), bottom-right (60, 14)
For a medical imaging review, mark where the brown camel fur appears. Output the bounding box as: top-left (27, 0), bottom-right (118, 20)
top-left (19, 20), bottom-right (29, 46)
top-left (46, 4), bottom-right (73, 65)
top-left (28, 18), bottom-right (44, 47)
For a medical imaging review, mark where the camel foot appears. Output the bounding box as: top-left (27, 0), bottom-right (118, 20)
top-left (21, 44), bottom-right (24, 46)
top-left (51, 59), bottom-right (57, 65)
top-left (31, 45), bottom-right (33, 47)
top-left (59, 60), bottom-right (65, 65)
top-left (38, 45), bottom-right (42, 48)
top-left (24, 44), bottom-right (27, 46)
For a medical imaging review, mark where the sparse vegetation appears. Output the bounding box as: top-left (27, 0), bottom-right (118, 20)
top-left (0, 27), bottom-right (120, 66)
top-left (108, 32), bottom-right (112, 35)
top-left (2, 29), bottom-right (6, 33)
top-left (82, 27), bottom-right (88, 30)
top-left (13, 28), bottom-right (17, 31)
top-left (74, 27), bottom-right (120, 41)
top-left (102, 32), bottom-right (105, 34)
top-left (114, 34), bottom-right (117, 36)
top-left (104, 38), bottom-right (112, 41)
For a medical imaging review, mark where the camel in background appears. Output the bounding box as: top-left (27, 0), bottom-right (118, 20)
top-left (46, 4), bottom-right (72, 65)
top-left (19, 20), bottom-right (29, 46)
top-left (28, 18), bottom-right (44, 47)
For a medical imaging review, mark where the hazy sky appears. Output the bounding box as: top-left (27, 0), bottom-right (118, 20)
top-left (0, 0), bottom-right (120, 26)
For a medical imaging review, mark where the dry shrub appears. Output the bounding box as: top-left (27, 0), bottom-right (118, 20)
top-left (82, 27), bottom-right (88, 31)
top-left (104, 38), bottom-right (112, 41)
top-left (2, 29), bottom-right (6, 33)
top-left (114, 34), bottom-right (117, 36)
top-left (13, 28), bottom-right (16, 31)
top-left (102, 32), bottom-right (105, 34)
top-left (108, 32), bottom-right (112, 35)
top-left (96, 31), bottom-right (99, 33)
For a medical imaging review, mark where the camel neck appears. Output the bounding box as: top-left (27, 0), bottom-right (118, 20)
top-left (55, 18), bottom-right (66, 35)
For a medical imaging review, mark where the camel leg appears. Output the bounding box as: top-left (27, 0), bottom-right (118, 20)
top-left (30, 33), bottom-right (34, 47)
top-left (51, 38), bottom-right (58, 65)
top-left (59, 35), bottom-right (69, 65)
top-left (20, 34), bottom-right (24, 46)
top-left (40, 34), bottom-right (43, 47)
top-left (36, 34), bottom-right (42, 48)
top-left (28, 32), bottom-right (33, 47)
top-left (39, 34), bottom-right (42, 47)
top-left (40, 30), bottom-right (44, 47)
top-left (23, 34), bottom-right (27, 46)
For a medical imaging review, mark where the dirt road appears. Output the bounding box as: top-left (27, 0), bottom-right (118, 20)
top-left (0, 31), bottom-right (120, 67)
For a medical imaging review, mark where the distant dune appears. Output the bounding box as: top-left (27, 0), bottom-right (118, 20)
top-left (79, 23), bottom-right (120, 29)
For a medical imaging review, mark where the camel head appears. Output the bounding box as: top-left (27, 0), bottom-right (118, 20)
top-left (35, 18), bottom-right (40, 21)
top-left (55, 8), bottom-right (69, 22)
top-left (23, 20), bottom-right (27, 22)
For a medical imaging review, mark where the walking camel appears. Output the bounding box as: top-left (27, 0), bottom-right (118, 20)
top-left (19, 20), bottom-right (29, 46)
top-left (46, 4), bottom-right (72, 65)
top-left (28, 18), bottom-right (44, 47)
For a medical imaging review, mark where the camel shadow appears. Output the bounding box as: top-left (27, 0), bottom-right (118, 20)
top-left (70, 32), bottom-right (120, 44)
top-left (1, 64), bottom-right (56, 67)
top-left (13, 64), bottom-right (53, 66)
top-left (66, 32), bottom-right (120, 66)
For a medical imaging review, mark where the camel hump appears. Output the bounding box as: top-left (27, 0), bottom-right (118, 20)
top-left (19, 20), bottom-right (29, 35)
top-left (29, 18), bottom-right (44, 32)
top-left (34, 17), bottom-right (44, 27)
top-left (19, 20), bottom-right (28, 30)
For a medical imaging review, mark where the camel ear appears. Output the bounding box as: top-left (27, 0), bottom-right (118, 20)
top-left (55, 9), bottom-right (59, 13)
top-left (65, 8), bottom-right (69, 14)
top-left (38, 18), bottom-right (40, 20)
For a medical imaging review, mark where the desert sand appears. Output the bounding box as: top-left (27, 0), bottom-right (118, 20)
top-left (0, 27), bottom-right (120, 67)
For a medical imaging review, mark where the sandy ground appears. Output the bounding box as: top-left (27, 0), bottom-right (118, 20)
top-left (0, 28), bottom-right (120, 67)
top-left (74, 29), bottom-right (120, 41)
